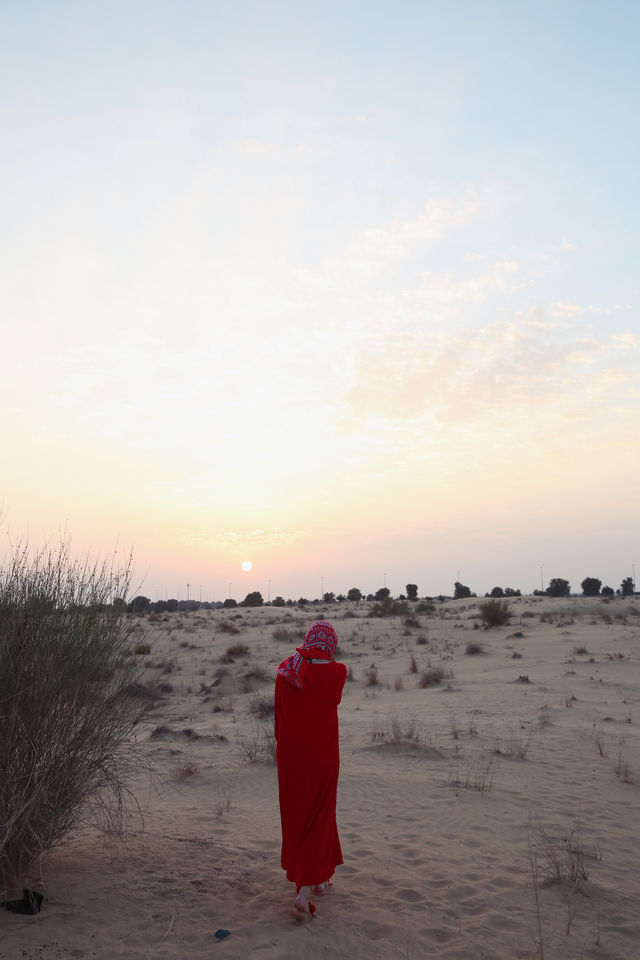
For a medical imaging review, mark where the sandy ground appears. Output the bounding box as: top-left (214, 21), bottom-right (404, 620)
top-left (2, 596), bottom-right (640, 959)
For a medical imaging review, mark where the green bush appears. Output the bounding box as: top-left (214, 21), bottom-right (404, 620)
top-left (478, 599), bottom-right (511, 627)
top-left (0, 541), bottom-right (144, 884)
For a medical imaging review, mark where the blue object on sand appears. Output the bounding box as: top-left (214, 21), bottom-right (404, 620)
top-left (214, 929), bottom-right (231, 941)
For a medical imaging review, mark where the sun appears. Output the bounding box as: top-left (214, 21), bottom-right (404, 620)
top-left (241, 560), bottom-right (253, 572)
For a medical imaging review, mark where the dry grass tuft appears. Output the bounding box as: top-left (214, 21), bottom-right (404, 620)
top-left (226, 642), bottom-right (250, 658)
top-left (239, 718), bottom-right (276, 763)
top-left (418, 666), bottom-right (453, 687)
top-left (530, 819), bottom-right (599, 885)
top-left (449, 757), bottom-right (494, 793)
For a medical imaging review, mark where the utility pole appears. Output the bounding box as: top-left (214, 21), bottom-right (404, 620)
top-left (540, 567), bottom-right (544, 592)
top-left (268, 579), bottom-right (271, 602)
top-left (187, 583), bottom-right (190, 602)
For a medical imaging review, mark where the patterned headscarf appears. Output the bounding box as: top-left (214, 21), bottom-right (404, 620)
top-left (277, 620), bottom-right (338, 689)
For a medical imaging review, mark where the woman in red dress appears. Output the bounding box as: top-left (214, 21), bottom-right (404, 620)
top-left (275, 620), bottom-right (347, 921)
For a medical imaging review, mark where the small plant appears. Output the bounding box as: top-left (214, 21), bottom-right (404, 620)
top-left (226, 642), bottom-right (249, 658)
top-left (594, 728), bottom-right (607, 758)
top-left (449, 757), bottom-right (494, 793)
top-left (614, 753), bottom-right (633, 783)
top-left (133, 643), bottom-right (151, 655)
top-left (250, 695), bottom-right (275, 719)
top-left (409, 656), bottom-right (418, 674)
top-left (478, 599), bottom-right (511, 627)
top-left (239, 718), bottom-right (276, 763)
top-left (494, 731), bottom-right (534, 759)
top-left (418, 666), bottom-right (453, 687)
top-left (365, 665), bottom-right (379, 686)
top-left (530, 819), bottom-right (598, 884)
top-left (465, 641), bottom-right (484, 655)
top-left (394, 675), bottom-right (404, 690)
top-left (214, 776), bottom-right (234, 817)
top-left (219, 620), bottom-right (241, 635)
top-left (272, 627), bottom-right (291, 642)
top-left (384, 712), bottom-right (422, 744)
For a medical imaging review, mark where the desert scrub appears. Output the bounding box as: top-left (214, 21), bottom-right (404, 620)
top-left (0, 540), bottom-right (144, 884)
top-left (478, 599), bottom-right (511, 627)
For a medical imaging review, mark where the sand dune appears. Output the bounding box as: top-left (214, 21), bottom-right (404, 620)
top-left (2, 596), bottom-right (640, 959)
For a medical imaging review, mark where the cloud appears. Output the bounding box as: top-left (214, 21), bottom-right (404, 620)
top-left (344, 314), bottom-right (639, 434)
top-left (320, 192), bottom-right (486, 281)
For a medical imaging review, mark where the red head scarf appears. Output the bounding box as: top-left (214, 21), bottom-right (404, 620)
top-left (277, 620), bottom-right (338, 689)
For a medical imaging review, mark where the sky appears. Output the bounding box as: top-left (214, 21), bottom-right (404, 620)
top-left (1, 0), bottom-right (638, 602)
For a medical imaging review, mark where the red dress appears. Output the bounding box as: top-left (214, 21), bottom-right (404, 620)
top-left (275, 660), bottom-right (347, 889)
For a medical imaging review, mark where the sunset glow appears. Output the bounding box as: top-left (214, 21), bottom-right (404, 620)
top-left (1, 1), bottom-right (638, 601)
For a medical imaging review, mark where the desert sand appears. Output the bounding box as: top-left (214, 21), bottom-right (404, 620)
top-left (2, 596), bottom-right (640, 959)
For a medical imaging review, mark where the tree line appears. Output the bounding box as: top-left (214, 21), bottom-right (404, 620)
top-left (126, 575), bottom-right (636, 613)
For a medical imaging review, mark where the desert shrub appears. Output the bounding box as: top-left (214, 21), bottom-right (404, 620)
top-left (0, 541), bottom-right (144, 884)
top-left (133, 643), bottom-right (151, 655)
top-left (219, 620), bottom-right (241, 635)
top-left (415, 601), bottom-right (435, 614)
top-left (418, 666), bottom-right (452, 687)
top-left (250, 695), bottom-right (275, 719)
top-left (371, 597), bottom-right (408, 617)
top-left (239, 718), bottom-right (276, 763)
top-left (272, 627), bottom-right (291, 642)
top-left (465, 642), bottom-right (485, 655)
top-left (478, 599), bottom-right (511, 627)
top-left (365, 665), bottom-right (379, 686)
top-left (226, 642), bottom-right (249, 658)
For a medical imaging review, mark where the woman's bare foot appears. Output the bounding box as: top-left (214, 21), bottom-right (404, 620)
top-left (294, 886), bottom-right (315, 922)
top-left (311, 881), bottom-right (333, 896)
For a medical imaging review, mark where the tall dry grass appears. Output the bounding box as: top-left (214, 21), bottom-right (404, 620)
top-left (0, 540), bottom-right (145, 885)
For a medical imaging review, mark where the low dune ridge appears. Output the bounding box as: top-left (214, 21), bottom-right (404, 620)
top-left (2, 596), bottom-right (640, 959)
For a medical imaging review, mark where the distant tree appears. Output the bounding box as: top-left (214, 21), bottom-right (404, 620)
top-left (366, 593), bottom-right (374, 601)
top-left (621, 577), bottom-right (634, 597)
top-left (166, 598), bottom-right (179, 612)
top-left (272, 596), bottom-right (286, 607)
top-left (347, 588), bottom-right (362, 602)
top-left (490, 586), bottom-right (505, 598)
top-left (222, 598), bottom-right (237, 608)
top-left (601, 586), bottom-right (614, 597)
top-left (323, 592), bottom-right (335, 603)
top-left (154, 599), bottom-right (168, 614)
top-left (374, 587), bottom-right (390, 601)
top-left (242, 591), bottom-right (263, 607)
top-left (581, 577), bottom-right (601, 597)
top-left (297, 597), bottom-right (309, 606)
top-left (112, 597), bottom-right (127, 613)
top-left (546, 578), bottom-right (570, 597)
top-left (504, 587), bottom-right (521, 597)
top-left (336, 594), bottom-right (346, 602)
top-left (405, 584), bottom-right (418, 601)
top-left (129, 595), bottom-right (150, 615)
top-left (454, 581), bottom-right (472, 599)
